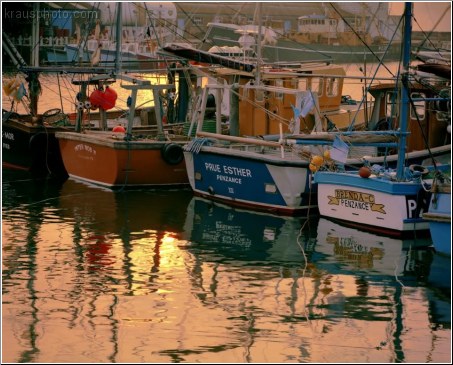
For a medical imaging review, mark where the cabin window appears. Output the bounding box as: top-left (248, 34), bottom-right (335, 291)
top-left (385, 91), bottom-right (397, 118)
top-left (436, 111), bottom-right (449, 121)
top-left (297, 78), bottom-right (308, 91)
top-left (275, 80), bottom-right (283, 100)
top-left (410, 92), bottom-right (426, 120)
top-left (310, 78), bottom-right (323, 97)
top-left (255, 89), bottom-right (265, 103)
top-left (242, 86), bottom-right (250, 99)
top-left (326, 78), bottom-right (338, 97)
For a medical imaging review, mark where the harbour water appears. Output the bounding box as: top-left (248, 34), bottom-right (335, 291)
top-left (2, 168), bottom-right (451, 363)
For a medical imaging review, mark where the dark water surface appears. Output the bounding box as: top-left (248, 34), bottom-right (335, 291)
top-left (2, 168), bottom-right (451, 363)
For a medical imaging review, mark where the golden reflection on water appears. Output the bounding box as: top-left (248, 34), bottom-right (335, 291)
top-left (2, 168), bottom-right (451, 362)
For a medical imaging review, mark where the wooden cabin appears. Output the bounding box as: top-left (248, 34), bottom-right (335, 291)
top-left (368, 82), bottom-right (450, 152)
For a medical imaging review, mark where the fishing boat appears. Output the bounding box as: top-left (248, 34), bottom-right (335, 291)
top-left (422, 171), bottom-right (451, 256)
top-left (3, 3), bottom-right (189, 184)
top-left (2, 68), bottom-right (167, 178)
top-left (3, 33), bottom-right (71, 177)
top-left (2, 32), bottom-right (69, 176)
top-left (313, 3), bottom-right (451, 237)
top-left (2, 16), bottom-right (157, 178)
top-left (2, 106), bottom-right (68, 177)
top-left (55, 73), bottom-right (191, 189)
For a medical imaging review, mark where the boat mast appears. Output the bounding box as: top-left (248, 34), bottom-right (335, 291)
top-left (255, 3), bottom-right (262, 86)
top-left (396, 2), bottom-right (412, 180)
top-left (31, 3), bottom-right (40, 67)
top-left (115, 3), bottom-right (122, 74)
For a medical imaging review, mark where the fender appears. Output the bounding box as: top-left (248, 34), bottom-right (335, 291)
top-left (161, 143), bottom-right (184, 165)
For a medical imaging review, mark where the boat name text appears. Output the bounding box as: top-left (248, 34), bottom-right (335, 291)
top-left (2, 131), bottom-right (15, 150)
top-left (3, 131), bottom-right (15, 141)
top-left (74, 143), bottom-right (97, 160)
top-left (328, 189), bottom-right (386, 214)
top-left (205, 162), bottom-right (252, 184)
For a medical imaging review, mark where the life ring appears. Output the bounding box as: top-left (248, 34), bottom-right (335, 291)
top-left (409, 164), bottom-right (429, 175)
top-left (161, 143), bottom-right (184, 165)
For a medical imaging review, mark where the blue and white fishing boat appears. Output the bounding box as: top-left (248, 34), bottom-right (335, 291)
top-left (423, 171), bottom-right (451, 256)
top-left (313, 3), bottom-right (451, 237)
top-left (183, 82), bottom-right (320, 215)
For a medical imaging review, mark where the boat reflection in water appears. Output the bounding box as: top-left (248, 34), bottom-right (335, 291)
top-left (182, 197), bottom-right (450, 362)
top-left (183, 196), bottom-right (315, 264)
top-left (2, 172), bottom-right (450, 363)
top-left (315, 217), bottom-right (433, 276)
top-left (58, 178), bottom-right (193, 237)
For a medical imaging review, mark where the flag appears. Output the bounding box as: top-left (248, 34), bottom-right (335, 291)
top-left (330, 135), bottom-right (349, 163)
top-left (291, 103), bottom-right (301, 119)
top-left (301, 92), bottom-right (315, 117)
top-left (13, 83), bottom-right (27, 102)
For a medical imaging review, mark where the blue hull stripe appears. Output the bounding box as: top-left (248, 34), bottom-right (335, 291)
top-left (314, 172), bottom-right (426, 195)
top-left (192, 152), bottom-right (312, 209)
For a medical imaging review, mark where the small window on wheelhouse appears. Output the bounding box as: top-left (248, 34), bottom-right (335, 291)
top-left (310, 77), bottom-right (323, 97)
top-left (410, 92), bottom-right (426, 120)
top-left (385, 91), bottom-right (397, 118)
top-left (297, 78), bottom-right (308, 91)
top-left (326, 77), bottom-right (338, 97)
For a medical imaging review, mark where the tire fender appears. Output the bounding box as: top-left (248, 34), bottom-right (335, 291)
top-left (161, 143), bottom-right (184, 165)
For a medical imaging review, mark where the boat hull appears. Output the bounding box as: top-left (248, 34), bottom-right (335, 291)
top-left (56, 131), bottom-right (189, 188)
top-left (314, 171), bottom-right (431, 237)
top-left (202, 23), bottom-right (402, 64)
top-left (2, 119), bottom-right (67, 177)
top-left (423, 183), bottom-right (451, 256)
top-left (184, 148), bottom-right (316, 215)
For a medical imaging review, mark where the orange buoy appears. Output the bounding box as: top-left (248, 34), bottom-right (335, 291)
top-left (89, 87), bottom-right (117, 110)
top-left (359, 166), bottom-right (371, 178)
top-left (89, 89), bottom-right (104, 108)
top-left (102, 86), bottom-right (117, 110)
top-left (311, 155), bottom-right (324, 166)
top-left (112, 125), bottom-right (126, 133)
top-left (309, 163), bottom-right (318, 173)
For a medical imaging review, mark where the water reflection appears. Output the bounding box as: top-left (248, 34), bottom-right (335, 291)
top-left (2, 173), bottom-right (451, 363)
top-left (182, 197), bottom-right (451, 362)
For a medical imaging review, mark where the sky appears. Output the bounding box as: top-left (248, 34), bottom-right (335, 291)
top-left (388, 1), bottom-right (451, 32)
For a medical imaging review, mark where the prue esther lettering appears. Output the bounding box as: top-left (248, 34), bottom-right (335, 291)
top-left (204, 162), bottom-right (252, 185)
